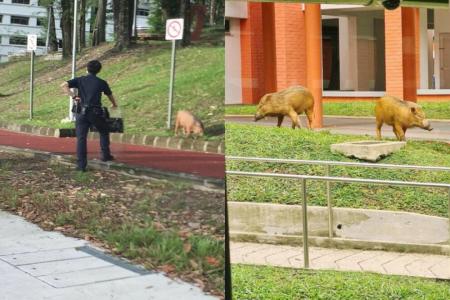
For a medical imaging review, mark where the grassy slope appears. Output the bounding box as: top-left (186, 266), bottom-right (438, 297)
top-left (225, 101), bottom-right (450, 119)
top-left (233, 265), bottom-right (450, 300)
top-left (0, 35), bottom-right (224, 138)
top-left (226, 124), bottom-right (450, 217)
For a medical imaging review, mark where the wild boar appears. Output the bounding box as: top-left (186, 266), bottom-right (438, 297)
top-left (174, 110), bottom-right (204, 137)
top-left (375, 96), bottom-right (432, 141)
top-left (254, 86), bottom-right (314, 129)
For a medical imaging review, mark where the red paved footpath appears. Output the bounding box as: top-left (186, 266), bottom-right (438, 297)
top-left (0, 129), bottom-right (225, 179)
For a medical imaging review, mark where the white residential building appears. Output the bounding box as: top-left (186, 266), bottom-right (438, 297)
top-left (0, 0), bottom-right (151, 63)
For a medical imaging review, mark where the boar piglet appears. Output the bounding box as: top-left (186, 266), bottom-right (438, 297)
top-left (174, 110), bottom-right (204, 137)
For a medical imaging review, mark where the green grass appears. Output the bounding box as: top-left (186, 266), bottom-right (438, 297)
top-left (0, 33), bottom-right (224, 139)
top-left (232, 265), bottom-right (450, 300)
top-left (225, 101), bottom-right (450, 120)
top-left (104, 224), bottom-right (223, 273)
top-left (226, 123), bottom-right (450, 217)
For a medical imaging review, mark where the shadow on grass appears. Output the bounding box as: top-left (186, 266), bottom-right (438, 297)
top-left (205, 123), bottom-right (225, 136)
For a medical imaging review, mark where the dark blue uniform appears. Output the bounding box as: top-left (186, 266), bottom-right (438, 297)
top-left (67, 74), bottom-right (113, 171)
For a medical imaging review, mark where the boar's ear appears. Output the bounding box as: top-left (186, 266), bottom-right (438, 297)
top-left (410, 107), bottom-right (417, 114)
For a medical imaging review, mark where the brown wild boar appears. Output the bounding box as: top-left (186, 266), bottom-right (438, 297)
top-left (174, 110), bottom-right (204, 137)
top-left (254, 86), bottom-right (314, 129)
top-left (375, 96), bottom-right (432, 141)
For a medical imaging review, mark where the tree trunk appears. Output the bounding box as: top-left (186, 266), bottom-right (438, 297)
top-left (112, 0), bottom-right (120, 40)
top-left (180, 0), bottom-right (191, 47)
top-left (209, 0), bottom-right (216, 25)
top-left (92, 0), bottom-right (106, 46)
top-left (79, 0), bottom-right (86, 49)
top-left (114, 0), bottom-right (132, 51)
top-left (60, 0), bottom-right (73, 58)
top-left (48, 5), bottom-right (58, 52)
top-left (128, 0), bottom-right (135, 39)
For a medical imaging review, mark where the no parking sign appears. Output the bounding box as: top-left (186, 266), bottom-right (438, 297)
top-left (165, 19), bottom-right (184, 41)
top-left (165, 19), bottom-right (184, 129)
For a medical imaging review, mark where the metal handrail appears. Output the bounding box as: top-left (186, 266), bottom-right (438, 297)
top-left (227, 171), bottom-right (450, 189)
top-left (227, 156), bottom-right (450, 244)
top-left (226, 169), bottom-right (450, 269)
top-left (226, 156), bottom-right (450, 172)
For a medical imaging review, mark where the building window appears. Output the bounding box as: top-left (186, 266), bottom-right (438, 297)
top-left (37, 38), bottom-right (45, 47)
top-left (225, 19), bottom-right (230, 34)
top-left (0, 15), bottom-right (2, 24)
top-left (9, 36), bottom-right (27, 45)
top-left (37, 17), bottom-right (46, 27)
top-left (12, 0), bottom-right (31, 4)
top-left (11, 16), bottom-right (29, 26)
top-left (136, 9), bottom-right (149, 16)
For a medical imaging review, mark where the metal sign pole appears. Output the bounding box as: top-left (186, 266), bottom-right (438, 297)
top-left (167, 40), bottom-right (177, 129)
top-left (69, 0), bottom-right (78, 121)
top-left (132, 0), bottom-right (137, 37)
top-left (29, 50), bottom-right (34, 120)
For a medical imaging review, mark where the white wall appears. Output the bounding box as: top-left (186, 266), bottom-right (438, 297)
top-left (225, 18), bottom-right (242, 104)
top-left (433, 9), bottom-right (450, 89)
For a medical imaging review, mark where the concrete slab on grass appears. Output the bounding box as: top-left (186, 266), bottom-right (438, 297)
top-left (331, 141), bottom-right (406, 162)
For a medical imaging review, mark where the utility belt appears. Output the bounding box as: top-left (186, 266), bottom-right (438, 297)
top-left (71, 101), bottom-right (103, 116)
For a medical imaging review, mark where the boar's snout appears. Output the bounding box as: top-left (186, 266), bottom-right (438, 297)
top-left (422, 119), bottom-right (433, 131)
top-left (254, 113), bottom-right (264, 122)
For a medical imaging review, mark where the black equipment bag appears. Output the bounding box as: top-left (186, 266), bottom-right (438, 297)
top-left (90, 107), bottom-right (124, 133)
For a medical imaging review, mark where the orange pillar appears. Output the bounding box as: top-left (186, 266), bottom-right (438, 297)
top-left (305, 4), bottom-right (323, 128)
top-left (240, 2), bottom-right (265, 104)
top-left (385, 8), bottom-right (419, 102)
top-left (385, 9), bottom-right (404, 99)
top-left (273, 3), bottom-right (306, 90)
top-left (402, 7), bottom-right (419, 102)
top-left (261, 3), bottom-right (277, 94)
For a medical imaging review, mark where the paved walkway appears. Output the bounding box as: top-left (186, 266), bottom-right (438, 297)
top-left (0, 129), bottom-right (224, 179)
top-left (231, 242), bottom-right (450, 279)
top-left (0, 211), bottom-right (217, 300)
top-left (226, 115), bottom-right (450, 141)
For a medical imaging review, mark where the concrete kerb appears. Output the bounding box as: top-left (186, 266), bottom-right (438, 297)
top-left (0, 145), bottom-right (224, 191)
top-left (228, 201), bottom-right (450, 256)
top-left (0, 123), bottom-right (224, 155)
top-left (231, 232), bottom-right (450, 257)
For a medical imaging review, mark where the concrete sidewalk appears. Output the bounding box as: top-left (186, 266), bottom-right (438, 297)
top-left (0, 211), bottom-right (218, 300)
top-left (226, 116), bottom-right (450, 142)
top-left (231, 242), bottom-right (450, 279)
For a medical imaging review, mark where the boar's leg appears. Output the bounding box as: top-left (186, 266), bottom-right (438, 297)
top-left (277, 115), bottom-right (284, 127)
top-left (375, 119), bottom-right (383, 140)
top-left (393, 124), bottom-right (406, 141)
top-left (288, 111), bottom-right (300, 129)
top-left (305, 109), bottom-right (314, 129)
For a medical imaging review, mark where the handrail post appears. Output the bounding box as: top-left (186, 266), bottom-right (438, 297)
top-left (301, 178), bottom-right (309, 269)
top-left (326, 165), bottom-right (333, 238)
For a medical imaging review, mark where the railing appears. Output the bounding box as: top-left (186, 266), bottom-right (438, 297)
top-left (226, 156), bottom-right (450, 268)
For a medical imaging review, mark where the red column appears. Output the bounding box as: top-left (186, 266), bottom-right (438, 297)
top-left (261, 3), bottom-right (277, 94)
top-left (305, 4), bottom-right (323, 128)
top-left (240, 2), bottom-right (277, 104)
top-left (385, 7), bottom-right (419, 102)
top-left (402, 7), bottom-right (419, 102)
top-left (273, 3), bottom-right (306, 90)
top-left (240, 2), bottom-right (265, 104)
top-left (385, 9), bottom-right (404, 99)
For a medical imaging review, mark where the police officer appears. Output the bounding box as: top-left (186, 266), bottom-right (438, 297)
top-left (61, 60), bottom-right (118, 172)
